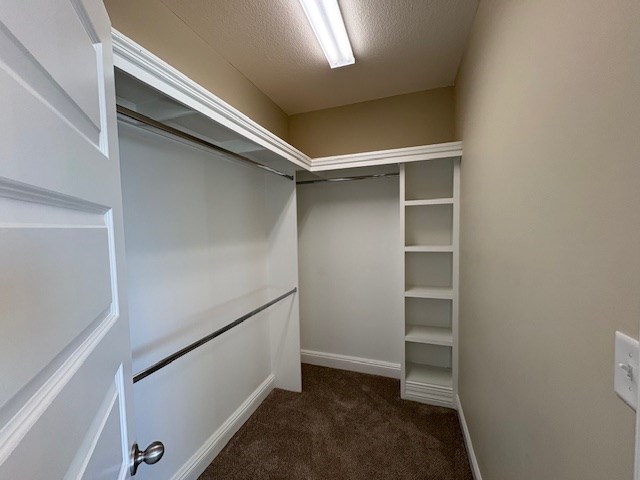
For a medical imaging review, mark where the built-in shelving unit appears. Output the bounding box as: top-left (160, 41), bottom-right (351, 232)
top-left (400, 157), bottom-right (460, 408)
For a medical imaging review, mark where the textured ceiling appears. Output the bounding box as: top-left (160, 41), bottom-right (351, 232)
top-left (158, 0), bottom-right (478, 114)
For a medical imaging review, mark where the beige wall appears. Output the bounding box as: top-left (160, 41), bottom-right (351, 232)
top-left (455, 1), bottom-right (640, 479)
top-left (104, 0), bottom-right (289, 140)
top-left (289, 88), bottom-right (455, 158)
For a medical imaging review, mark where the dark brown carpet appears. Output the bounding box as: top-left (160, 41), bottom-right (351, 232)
top-left (199, 364), bottom-right (473, 480)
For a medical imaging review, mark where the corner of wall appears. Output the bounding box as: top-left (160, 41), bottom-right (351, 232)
top-left (288, 87), bottom-right (456, 158)
top-left (104, 0), bottom-right (289, 140)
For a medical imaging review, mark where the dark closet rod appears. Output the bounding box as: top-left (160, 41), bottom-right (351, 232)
top-left (132, 287), bottom-right (297, 384)
top-left (296, 173), bottom-right (399, 185)
top-left (116, 105), bottom-right (294, 181)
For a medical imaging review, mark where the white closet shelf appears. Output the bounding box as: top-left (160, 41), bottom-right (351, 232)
top-left (131, 285), bottom-right (293, 372)
top-left (404, 198), bottom-right (454, 207)
top-left (404, 286), bottom-right (453, 300)
top-left (405, 325), bottom-right (452, 346)
top-left (404, 245), bottom-right (453, 253)
top-left (405, 363), bottom-right (452, 388)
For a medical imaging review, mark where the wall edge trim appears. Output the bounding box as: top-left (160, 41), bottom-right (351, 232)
top-left (456, 394), bottom-right (483, 480)
top-left (301, 349), bottom-right (401, 379)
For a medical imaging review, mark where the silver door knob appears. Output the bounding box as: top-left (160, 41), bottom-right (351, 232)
top-left (130, 441), bottom-right (165, 475)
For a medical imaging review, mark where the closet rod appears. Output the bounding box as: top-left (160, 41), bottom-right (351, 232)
top-left (116, 105), bottom-right (294, 181)
top-left (133, 287), bottom-right (297, 384)
top-left (296, 173), bottom-right (399, 185)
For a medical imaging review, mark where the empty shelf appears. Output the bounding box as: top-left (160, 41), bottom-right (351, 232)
top-left (404, 198), bottom-right (454, 207)
top-left (404, 286), bottom-right (453, 299)
top-left (404, 245), bottom-right (453, 253)
top-left (405, 325), bottom-right (452, 346)
top-left (405, 363), bottom-right (452, 388)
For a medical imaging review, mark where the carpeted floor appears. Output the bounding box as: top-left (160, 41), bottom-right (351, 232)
top-left (199, 364), bottom-right (473, 479)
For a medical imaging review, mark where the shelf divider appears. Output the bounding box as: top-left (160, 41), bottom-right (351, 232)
top-left (404, 198), bottom-right (454, 207)
top-left (405, 362), bottom-right (452, 388)
top-left (405, 325), bottom-right (452, 346)
top-left (404, 286), bottom-right (453, 300)
top-left (404, 245), bottom-right (453, 253)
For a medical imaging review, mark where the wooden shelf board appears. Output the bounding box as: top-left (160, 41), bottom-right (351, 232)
top-left (404, 286), bottom-right (453, 300)
top-left (404, 245), bottom-right (453, 253)
top-left (405, 325), bottom-right (452, 346)
top-left (404, 198), bottom-right (454, 207)
top-left (405, 363), bottom-right (452, 388)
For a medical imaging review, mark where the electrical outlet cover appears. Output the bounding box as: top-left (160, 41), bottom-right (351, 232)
top-left (615, 331), bottom-right (639, 409)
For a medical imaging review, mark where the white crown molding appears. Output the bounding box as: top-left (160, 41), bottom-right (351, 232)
top-left (309, 142), bottom-right (463, 171)
top-left (111, 30), bottom-right (462, 173)
top-left (111, 29), bottom-right (312, 171)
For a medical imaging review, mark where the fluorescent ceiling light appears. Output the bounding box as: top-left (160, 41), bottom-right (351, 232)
top-left (299, 0), bottom-right (355, 69)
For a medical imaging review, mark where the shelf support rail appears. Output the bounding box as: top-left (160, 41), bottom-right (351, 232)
top-left (132, 287), bottom-right (298, 383)
top-left (116, 105), bottom-right (294, 181)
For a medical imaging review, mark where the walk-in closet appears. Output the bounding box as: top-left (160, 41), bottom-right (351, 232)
top-left (3, 1), bottom-right (637, 479)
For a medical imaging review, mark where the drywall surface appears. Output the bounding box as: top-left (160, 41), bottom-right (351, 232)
top-left (104, 0), bottom-right (288, 140)
top-left (297, 172), bottom-right (402, 366)
top-left (119, 123), bottom-right (274, 480)
top-left (265, 173), bottom-right (302, 392)
top-left (289, 87), bottom-right (455, 158)
top-left (455, 1), bottom-right (640, 479)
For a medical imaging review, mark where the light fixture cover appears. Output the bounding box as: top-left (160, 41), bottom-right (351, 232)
top-left (299, 0), bottom-right (355, 68)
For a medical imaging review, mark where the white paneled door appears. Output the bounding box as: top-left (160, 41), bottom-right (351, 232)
top-left (0, 1), bottom-right (143, 478)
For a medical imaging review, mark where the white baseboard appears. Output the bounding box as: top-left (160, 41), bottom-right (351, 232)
top-left (171, 374), bottom-right (275, 480)
top-left (301, 349), bottom-right (401, 379)
top-left (456, 394), bottom-right (482, 480)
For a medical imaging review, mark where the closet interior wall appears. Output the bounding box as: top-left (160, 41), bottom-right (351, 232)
top-left (297, 166), bottom-right (403, 377)
top-left (115, 70), bottom-right (300, 480)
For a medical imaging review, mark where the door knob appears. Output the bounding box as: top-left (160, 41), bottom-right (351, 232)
top-left (130, 441), bottom-right (165, 475)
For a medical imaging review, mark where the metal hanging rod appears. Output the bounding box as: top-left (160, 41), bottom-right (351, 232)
top-left (296, 172), bottom-right (399, 185)
top-left (133, 287), bottom-right (297, 384)
top-left (116, 105), bottom-right (294, 181)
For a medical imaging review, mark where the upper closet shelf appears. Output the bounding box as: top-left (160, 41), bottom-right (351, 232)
top-left (404, 198), bottom-right (454, 207)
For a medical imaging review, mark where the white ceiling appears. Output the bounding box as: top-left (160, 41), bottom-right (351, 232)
top-left (158, 0), bottom-right (478, 114)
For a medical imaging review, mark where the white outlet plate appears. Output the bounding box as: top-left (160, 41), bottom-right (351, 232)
top-left (615, 331), bottom-right (639, 409)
